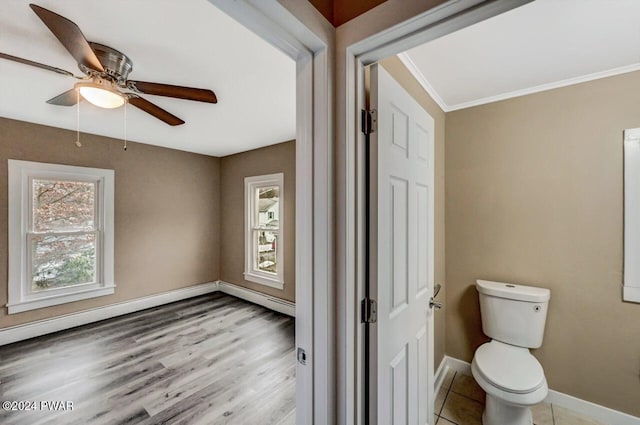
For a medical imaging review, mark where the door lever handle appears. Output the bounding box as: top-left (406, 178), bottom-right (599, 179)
top-left (433, 283), bottom-right (441, 298)
top-left (430, 283), bottom-right (443, 309)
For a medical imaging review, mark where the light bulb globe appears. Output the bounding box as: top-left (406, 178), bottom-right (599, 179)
top-left (76, 82), bottom-right (125, 109)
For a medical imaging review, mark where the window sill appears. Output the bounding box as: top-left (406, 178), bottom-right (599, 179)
top-left (7, 284), bottom-right (116, 314)
top-left (243, 272), bottom-right (284, 290)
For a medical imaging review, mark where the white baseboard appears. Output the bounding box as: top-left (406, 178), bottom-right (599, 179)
top-left (0, 280), bottom-right (297, 347)
top-left (546, 390), bottom-right (640, 425)
top-left (443, 356), bottom-right (640, 425)
top-left (0, 282), bottom-right (219, 347)
top-left (445, 355), bottom-right (472, 375)
top-left (217, 280), bottom-right (295, 317)
top-left (434, 356), bottom-right (449, 394)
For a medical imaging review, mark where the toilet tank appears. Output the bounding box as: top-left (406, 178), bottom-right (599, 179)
top-left (476, 280), bottom-right (551, 349)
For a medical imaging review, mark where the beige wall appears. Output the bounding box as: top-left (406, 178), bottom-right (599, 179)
top-left (445, 71), bottom-right (640, 416)
top-left (219, 141), bottom-right (296, 302)
top-left (0, 117), bottom-right (221, 328)
top-left (380, 56), bottom-right (446, 368)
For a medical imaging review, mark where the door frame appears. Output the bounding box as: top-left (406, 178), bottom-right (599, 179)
top-left (201, 1), bottom-right (534, 424)
top-left (342, 1), bottom-right (534, 424)
top-left (205, 1), bottom-right (333, 424)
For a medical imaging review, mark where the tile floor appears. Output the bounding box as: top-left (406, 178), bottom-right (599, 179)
top-left (435, 369), bottom-right (606, 425)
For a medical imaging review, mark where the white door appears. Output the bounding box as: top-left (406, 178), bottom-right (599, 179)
top-left (368, 64), bottom-right (435, 425)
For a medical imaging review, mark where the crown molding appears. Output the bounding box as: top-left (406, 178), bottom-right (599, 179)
top-left (397, 53), bottom-right (640, 113)
top-left (448, 62), bottom-right (640, 111)
top-left (397, 52), bottom-right (450, 112)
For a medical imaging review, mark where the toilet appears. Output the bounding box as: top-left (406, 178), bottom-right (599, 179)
top-left (471, 280), bottom-right (551, 425)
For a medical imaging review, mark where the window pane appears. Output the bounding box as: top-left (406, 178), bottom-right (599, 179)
top-left (255, 230), bottom-right (278, 274)
top-left (31, 233), bottom-right (96, 291)
top-left (33, 179), bottom-right (96, 232)
top-left (257, 186), bottom-right (279, 228)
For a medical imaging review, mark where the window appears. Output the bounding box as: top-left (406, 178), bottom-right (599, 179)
top-left (8, 160), bottom-right (115, 313)
top-left (244, 173), bottom-right (284, 289)
top-left (624, 128), bottom-right (640, 303)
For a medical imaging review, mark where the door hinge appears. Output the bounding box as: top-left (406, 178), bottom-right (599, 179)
top-left (297, 347), bottom-right (307, 365)
top-left (361, 109), bottom-right (377, 135)
top-left (361, 298), bottom-right (377, 323)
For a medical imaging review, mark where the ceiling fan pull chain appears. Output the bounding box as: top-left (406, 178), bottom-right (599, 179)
top-left (75, 89), bottom-right (82, 148)
top-left (123, 100), bottom-right (128, 151)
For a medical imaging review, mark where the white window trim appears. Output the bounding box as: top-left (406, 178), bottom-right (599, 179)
top-left (7, 160), bottom-right (115, 314)
top-left (624, 128), bottom-right (640, 303)
top-left (244, 173), bottom-right (284, 289)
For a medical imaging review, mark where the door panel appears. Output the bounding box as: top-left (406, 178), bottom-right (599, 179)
top-left (390, 177), bottom-right (409, 313)
top-left (416, 125), bottom-right (430, 164)
top-left (416, 325), bottom-right (429, 425)
top-left (390, 105), bottom-right (409, 152)
top-left (390, 345), bottom-right (409, 425)
top-left (369, 63), bottom-right (435, 425)
top-left (416, 184), bottom-right (429, 294)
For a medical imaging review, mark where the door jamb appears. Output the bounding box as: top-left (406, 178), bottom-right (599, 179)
top-left (205, 1), bottom-right (333, 424)
top-left (345, 1), bottom-right (534, 424)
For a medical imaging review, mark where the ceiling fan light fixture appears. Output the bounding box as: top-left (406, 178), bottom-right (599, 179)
top-left (75, 81), bottom-right (125, 109)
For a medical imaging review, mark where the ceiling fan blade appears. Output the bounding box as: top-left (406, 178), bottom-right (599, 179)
top-left (128, 96), bottom-right (185, 126)
top-left (0, 52), bottom-right (75, 77)
top-left (129, 81), bottom-right (217, 103)
top-left (46, 89), bottom-right (81, 106)
top-left (29, 4), bottom-right (104, 72)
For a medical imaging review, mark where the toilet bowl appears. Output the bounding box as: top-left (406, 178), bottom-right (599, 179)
top-left (472, 280), bottom-right (551, 425)
top-left (471, 340), bottom-right (548, 425)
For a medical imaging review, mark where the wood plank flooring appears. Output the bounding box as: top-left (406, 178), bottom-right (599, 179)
top-left (0, 293), bottom-right (296, 425)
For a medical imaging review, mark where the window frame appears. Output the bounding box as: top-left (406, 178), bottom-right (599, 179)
top-left (624, 128), bottom-right (640, 303)
top-left (8, 160), bottom-right (115, 314)
top-left (244, 173), bottom-right (284, 289)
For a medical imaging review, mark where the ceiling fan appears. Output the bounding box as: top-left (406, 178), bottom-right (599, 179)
top-left (0, 4), bottom-right (218, 126)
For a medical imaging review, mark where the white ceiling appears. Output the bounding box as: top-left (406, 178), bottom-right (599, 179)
top-left (403, 0), bottom-right (640, 111)
top-left (0, 0), bottom-right (296, 157)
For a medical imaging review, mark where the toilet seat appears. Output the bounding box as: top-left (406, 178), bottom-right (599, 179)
top-left (473, 340), bottom-right (545, 394)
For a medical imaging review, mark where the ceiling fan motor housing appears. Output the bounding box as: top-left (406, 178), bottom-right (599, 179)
top-left (83, 42), bottom-right (133, 84)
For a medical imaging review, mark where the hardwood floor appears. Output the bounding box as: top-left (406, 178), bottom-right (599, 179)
top-left (0, 293), bottom-right (296, 425)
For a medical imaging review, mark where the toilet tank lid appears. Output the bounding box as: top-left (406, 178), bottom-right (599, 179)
top-left (476, 280), bottom-right (550, 303)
